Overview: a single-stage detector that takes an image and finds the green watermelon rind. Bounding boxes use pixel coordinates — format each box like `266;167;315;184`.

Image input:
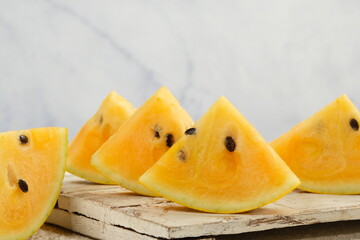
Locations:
66;163;113;185
91;155;159;197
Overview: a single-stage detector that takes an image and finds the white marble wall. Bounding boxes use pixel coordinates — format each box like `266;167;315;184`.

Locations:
1;0;360;141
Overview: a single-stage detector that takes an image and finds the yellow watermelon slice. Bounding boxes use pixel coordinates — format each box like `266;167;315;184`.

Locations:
0;127;67;240
67;91;136;184
271;95;360;194
139;97;300;213
91;87;193;196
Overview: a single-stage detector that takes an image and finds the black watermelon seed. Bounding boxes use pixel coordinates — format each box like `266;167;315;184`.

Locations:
166;134;174;147
225;136;236;152
154;125;161;138
99;115;103;124
185;128;196;135
178;149;187;161
18;179;28;193
350;118;359;131
19;135;28;144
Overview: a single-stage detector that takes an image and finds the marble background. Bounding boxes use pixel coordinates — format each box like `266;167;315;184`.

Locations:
1;0;360;141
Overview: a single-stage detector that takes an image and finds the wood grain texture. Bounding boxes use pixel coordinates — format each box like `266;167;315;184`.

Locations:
28;224;95;240
47;209;156;240
48;175;360;239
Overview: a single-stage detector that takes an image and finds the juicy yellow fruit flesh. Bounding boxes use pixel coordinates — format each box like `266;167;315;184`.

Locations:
67;91;136;184
140;97;300;213
92;87;193;196
271;95;360;194
0;127;68;240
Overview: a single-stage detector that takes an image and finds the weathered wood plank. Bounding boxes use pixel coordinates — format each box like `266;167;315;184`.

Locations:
49;175;360;239
28;224;95;240
40;218;360;240
47;208;156;240
105;194;360;239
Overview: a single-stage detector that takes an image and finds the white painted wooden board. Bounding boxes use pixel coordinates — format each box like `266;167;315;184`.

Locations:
28;224;95;240
48;175;360;239
47;208;156;240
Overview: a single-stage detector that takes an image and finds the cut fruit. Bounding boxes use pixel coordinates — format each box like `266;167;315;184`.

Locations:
67;91;136;184
91;87;193;196
140;97;300;213
0;127;68;240
271;95;360;194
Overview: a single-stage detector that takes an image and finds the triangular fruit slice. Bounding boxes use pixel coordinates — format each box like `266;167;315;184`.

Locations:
271;95;360;194
0;127;67;240
91;87;193;196
67;91;136;184
140;97;300;213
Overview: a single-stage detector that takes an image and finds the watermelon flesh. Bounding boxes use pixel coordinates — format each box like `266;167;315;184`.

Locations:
271;95;360;194
91;87;193;196
67;91;136;184
140;97;300;213
0;128;67;240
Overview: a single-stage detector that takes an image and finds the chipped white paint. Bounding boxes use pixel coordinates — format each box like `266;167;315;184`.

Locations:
47;209;155;240
28;224;93;240
48;175;360;239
